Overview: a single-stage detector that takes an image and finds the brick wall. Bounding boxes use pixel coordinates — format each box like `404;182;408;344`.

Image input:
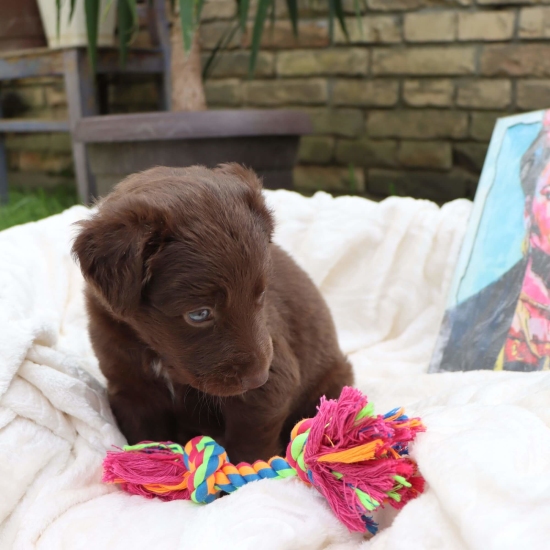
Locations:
1;71;160;188
200;0;550;201
3;0;550;200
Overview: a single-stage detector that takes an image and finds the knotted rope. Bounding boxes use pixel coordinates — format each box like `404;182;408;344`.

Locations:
103;387;426;534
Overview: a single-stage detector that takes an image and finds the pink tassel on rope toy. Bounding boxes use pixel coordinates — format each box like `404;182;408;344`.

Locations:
103;387;426;535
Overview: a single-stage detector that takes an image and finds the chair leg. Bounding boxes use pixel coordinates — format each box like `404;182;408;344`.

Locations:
63;48;98;205
153;0;172;111
0;135;7;205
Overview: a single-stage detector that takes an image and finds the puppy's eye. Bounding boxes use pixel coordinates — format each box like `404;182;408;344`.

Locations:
186;308;213;324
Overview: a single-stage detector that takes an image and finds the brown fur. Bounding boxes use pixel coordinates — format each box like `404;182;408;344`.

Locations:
72;164;353;463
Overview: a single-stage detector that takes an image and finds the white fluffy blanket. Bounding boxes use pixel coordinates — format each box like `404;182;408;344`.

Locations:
1;191;550;550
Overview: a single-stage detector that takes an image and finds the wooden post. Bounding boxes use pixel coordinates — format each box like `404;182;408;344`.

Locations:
63;48;98;204
0;101;8;204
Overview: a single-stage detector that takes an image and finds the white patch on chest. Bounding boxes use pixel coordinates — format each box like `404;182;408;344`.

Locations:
151;359;175;401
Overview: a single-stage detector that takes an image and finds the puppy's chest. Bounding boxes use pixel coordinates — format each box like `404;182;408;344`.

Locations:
172;385;226;441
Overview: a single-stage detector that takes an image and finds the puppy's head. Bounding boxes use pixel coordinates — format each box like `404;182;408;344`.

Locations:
72;164;274;396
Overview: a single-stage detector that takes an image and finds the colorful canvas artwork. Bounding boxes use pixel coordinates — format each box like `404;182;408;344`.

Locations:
430;109;550;373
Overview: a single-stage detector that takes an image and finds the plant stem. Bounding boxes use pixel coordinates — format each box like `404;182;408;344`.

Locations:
170;15;207;112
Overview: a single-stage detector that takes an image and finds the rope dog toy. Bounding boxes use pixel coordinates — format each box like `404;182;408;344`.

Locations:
102;387;426;534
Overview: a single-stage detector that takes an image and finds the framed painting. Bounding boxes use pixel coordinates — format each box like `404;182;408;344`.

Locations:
430;109;550;373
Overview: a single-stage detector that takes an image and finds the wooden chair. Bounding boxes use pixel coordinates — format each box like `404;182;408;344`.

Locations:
0;0;171;204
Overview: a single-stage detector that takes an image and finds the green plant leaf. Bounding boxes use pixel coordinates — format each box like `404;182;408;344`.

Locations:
286;0;298;37
329;0;348;42
202;21;240;80
118;0;137;67
236;0;250;31
69;0;77;22
328;0;335;41
196;0;206;21
84;0;100;72
353;0;364;37
178;0;196;53
249;0;272;77
348;163;357;194
269;0;276;31
56;0;61;37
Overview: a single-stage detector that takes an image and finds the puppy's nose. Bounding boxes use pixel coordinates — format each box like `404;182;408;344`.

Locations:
241;369;269;391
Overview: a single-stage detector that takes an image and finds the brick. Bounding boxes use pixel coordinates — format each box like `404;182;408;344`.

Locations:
18;151;73;174
44;84;66;107
519;7;550;39
242;20;329;49
109;81;159;106
303;108;365;137
335;139;398;167
373;47;476;75
342;0;366;13
4;133;71;153
480;44;550;77
362;0;474;10
369;0;470;7
249;0;315;18
454;142;489;172
203;52;274;78
14;86;45;108
7;151;18;171
132;29;153;48
294;166;365;194
367;0;423;10
274;0;328;17
367;168;476;201
423;0;473;4
244;79;328;106
404;12;456;43
204;79;242;106
477;0;532;5
340;0;358;11
456;80;511;109
201;0;236;21
367;110;468;139
52;106;68;120
334;15;401;44
19;106;68;121
44;154;73;175
517;80;550;110
27;77;58;86
332;79;399;106
298;136;334;164
49;133;72;153
5;135;50;152
403;79;454;107
199;22;242;50
7;172;74;189
398;141;453;169
470;111;502;141
458;11;515;41
276;49;368;76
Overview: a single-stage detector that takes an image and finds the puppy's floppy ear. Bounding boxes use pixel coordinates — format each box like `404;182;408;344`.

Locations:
216;163;275;240
71;208;165;316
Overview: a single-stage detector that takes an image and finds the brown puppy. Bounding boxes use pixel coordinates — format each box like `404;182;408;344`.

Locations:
72;164;353;463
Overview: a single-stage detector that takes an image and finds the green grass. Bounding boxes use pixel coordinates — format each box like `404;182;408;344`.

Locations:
0;186;80;232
